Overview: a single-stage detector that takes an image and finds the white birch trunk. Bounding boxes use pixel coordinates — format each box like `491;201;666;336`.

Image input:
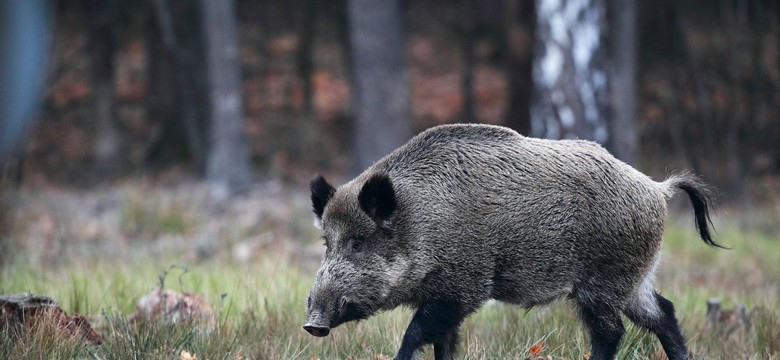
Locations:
531;0;610;143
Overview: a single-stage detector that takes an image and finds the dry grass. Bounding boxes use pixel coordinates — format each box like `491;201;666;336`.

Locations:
0;182;778;359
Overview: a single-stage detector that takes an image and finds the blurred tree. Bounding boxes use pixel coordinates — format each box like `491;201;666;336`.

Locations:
147;0;208;171
608;0;637;166
200;0;254;191
531;0;610;143
0;0;51;265
0;0;50;164
724;0;748;197
86;0;121;175
295;0;317;120
504;0;536;135
347;0;411;175
459;0;476;123
459;0;505;124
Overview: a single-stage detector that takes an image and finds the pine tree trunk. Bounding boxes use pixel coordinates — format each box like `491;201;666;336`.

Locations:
504;0;535;135
459;0;476;123
0;0;50;164
608;0;638;165
87;0;121;175
200;0;253;191
296;0;316;119
147;0;209;172
145;5;181;165
347;0;411;175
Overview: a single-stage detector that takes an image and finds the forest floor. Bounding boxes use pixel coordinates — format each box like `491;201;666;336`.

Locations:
1;179;779;359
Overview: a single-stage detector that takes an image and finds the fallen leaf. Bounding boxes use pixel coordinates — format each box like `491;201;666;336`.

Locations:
530;340;543;356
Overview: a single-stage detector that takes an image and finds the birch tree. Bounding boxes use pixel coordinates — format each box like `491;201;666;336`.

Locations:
531;0;610;143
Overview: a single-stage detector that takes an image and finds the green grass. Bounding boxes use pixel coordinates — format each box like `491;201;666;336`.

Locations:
1;220;778;359
119;192;195;238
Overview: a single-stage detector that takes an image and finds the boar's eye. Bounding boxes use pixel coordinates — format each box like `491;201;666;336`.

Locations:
321;236;330;248
350;236;366;252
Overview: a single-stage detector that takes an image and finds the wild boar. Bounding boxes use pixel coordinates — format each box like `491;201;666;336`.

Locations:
303;124;721;360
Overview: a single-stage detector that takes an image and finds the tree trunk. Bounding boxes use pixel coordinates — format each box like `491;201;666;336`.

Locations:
725;0;747;199
0;0;50;164
347;0;411;175
87;0;121;175
200;0;253;191
608;0;638;165
459;0;476;123
296;0;316;119
681;15;717;183
147;0;209;172
145;5;182;166
531;0;610;142
504;0;535;135
0;187;8;266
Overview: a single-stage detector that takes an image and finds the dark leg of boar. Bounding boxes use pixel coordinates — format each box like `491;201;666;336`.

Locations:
577;301;626;360
395;301;468;360
433;330;458;360
624;292;689;360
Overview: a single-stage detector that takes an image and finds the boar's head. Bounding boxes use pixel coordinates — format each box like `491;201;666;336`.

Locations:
303;172;408;337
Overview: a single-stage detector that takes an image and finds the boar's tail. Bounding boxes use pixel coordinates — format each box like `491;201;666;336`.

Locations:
663;172;727;249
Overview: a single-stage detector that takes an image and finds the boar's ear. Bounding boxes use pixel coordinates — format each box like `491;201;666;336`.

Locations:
311;175;335;222
358;173;396;223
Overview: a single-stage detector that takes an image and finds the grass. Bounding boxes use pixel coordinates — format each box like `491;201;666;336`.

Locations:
119;191;195;238
1;186;778;359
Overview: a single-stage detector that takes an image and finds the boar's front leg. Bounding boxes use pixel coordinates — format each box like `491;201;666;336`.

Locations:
395;300;467;360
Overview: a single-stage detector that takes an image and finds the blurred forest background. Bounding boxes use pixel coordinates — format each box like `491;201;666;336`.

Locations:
1;0;779;200
1;1;780;358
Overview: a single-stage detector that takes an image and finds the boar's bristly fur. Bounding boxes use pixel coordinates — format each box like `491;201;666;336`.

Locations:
304;124;721;360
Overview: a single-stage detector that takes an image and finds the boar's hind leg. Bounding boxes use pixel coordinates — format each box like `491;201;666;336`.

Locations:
623;291;689;360
395;301;468;360
433;329;458;360
576;299;625;360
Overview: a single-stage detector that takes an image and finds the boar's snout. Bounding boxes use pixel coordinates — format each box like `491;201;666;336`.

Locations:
303;309;331;337
304;295;360;337
303;324;330;337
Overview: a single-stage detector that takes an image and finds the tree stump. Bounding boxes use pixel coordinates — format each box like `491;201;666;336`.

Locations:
706;298;750;338
0;293;103;346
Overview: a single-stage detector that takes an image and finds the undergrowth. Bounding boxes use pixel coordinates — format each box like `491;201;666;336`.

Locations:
0;220;778;359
